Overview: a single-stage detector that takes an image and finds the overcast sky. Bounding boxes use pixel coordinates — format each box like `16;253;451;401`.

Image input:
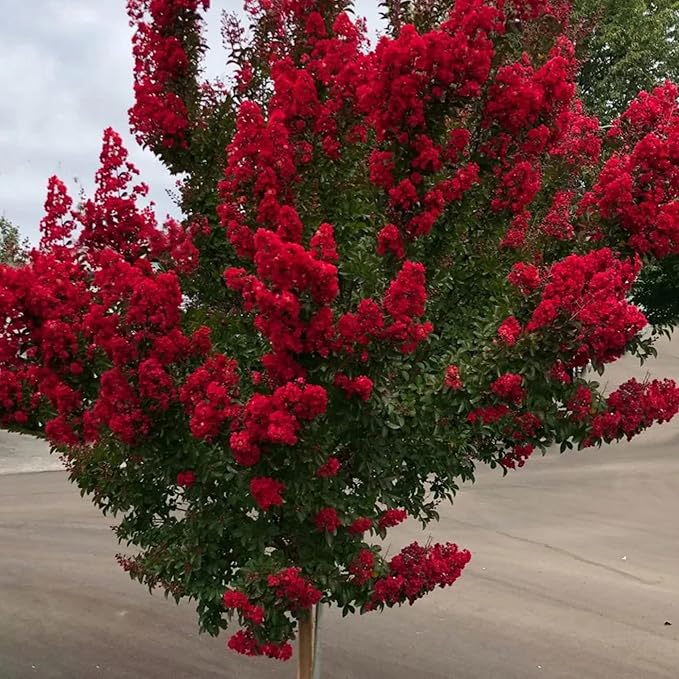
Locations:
0;0;381;244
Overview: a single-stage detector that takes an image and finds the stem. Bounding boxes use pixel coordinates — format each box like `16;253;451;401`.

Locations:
297;612;314;679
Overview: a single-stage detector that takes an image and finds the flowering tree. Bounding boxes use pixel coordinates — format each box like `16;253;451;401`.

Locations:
2;0;679;673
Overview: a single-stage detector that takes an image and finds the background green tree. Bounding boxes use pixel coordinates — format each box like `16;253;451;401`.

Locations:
574;0;679;122
0;216;29;266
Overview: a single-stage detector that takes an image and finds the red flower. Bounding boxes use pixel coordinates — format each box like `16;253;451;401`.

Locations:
223;590;250;609
267;567;322;609
335;373;374;401
227;629;259;657
444;365;463;390
491;373;526;404
228;630;291;660
525;249;647;366
316;457;341;478
566;386;593;421
243;605;265;625
376;224;405;259
229;431;261;467
223;590;265;626
176;470;197;487
590;378;679;442
250;477;285;511
347;517;373;535
497;316;522;346
369;150;396;189
384;262;427;320
179;354;241;441
467;404;511;425
349;549;375;584
369;542;471;607
258;640;293;660
549;361;572;384
500;444;534;469
507;262;541;294
314;507;341;533
378;509;407;530
310;223;339;262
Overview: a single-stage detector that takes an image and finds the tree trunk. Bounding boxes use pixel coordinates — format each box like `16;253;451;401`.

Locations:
297;612;314;679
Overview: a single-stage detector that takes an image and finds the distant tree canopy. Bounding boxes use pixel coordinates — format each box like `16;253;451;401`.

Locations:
631;257;679;327
0;216;29;267
574;0;679;122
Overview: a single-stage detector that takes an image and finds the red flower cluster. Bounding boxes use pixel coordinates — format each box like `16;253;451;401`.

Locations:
500;444;534;470
497;316;522;346
491;373;526;404
582;83;679;259
314;507;342;533
179;354;240;440
229;380;328;466
224;225;339;380
526;249;647;366
484;40;575;137
501;211;531;249
541;190;575;240
348;549;375;585
444;365;463;391
382;262;434;353
176;470;197;487
228;630;292;660
566;385;593;421
250;477;285;511
550;361;572;384
378;509;408;530
377;224;406;259
315;457;341;478
492;161;542;214
127;0;209;149
347;517;373;535
267;568;323;610
335;299;383;355
334;374;374;401
508;262;542;294
223;590;265;626
590;378;679;442
370;542;471;607
467;404;511;425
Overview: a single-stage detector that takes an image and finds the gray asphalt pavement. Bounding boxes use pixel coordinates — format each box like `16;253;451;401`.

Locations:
1;339;678;678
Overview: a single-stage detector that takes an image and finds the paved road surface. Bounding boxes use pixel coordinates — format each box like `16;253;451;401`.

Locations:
1;339;678;678
0;431;59;476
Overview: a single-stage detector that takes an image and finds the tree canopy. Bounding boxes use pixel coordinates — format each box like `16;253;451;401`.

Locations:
574;0;679;121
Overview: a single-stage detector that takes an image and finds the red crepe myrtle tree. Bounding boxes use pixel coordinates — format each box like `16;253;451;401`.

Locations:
2;0;679;669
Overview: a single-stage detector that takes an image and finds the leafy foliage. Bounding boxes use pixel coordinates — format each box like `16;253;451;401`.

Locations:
574;0;679;121
632;255;679;327
0;216;29;266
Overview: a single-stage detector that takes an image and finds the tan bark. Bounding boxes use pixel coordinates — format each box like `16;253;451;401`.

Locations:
297;613;314;679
